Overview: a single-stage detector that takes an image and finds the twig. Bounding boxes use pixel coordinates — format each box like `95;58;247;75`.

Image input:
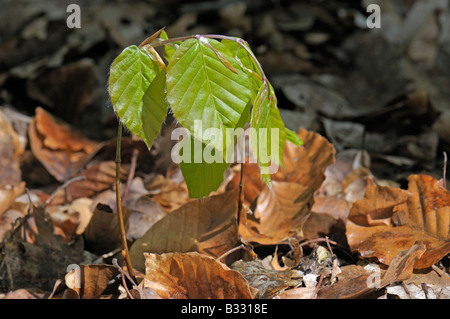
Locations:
121;148;139;203
401;282;413;299
299;237;337;248
115;122;135;281
112;258;135;299
421;283;429;299
44;176;86;207
443;152;447;189
311;272;326;299
325;236;334;255
216;244;245;262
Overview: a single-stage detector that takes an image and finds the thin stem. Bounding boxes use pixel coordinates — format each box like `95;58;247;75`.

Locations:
237;162;244;227
115;122;135;280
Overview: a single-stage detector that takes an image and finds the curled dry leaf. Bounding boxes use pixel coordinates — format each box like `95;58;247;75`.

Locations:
83;202;130;255
129;191;239;271
64;264;119;299
28;107;101;182
143;252;254;299
231;128;335;244
317;242;426;299
346;175;450;269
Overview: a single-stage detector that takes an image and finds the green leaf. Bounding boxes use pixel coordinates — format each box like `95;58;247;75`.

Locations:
221;38;262;97
166;37;252;153
286;128;303;147
109;45;167;149
250;85;287;186
160;30;181;64
178;136;230;198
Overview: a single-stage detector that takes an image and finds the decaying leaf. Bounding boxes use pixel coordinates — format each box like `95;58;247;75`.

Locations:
143;252;254;299
346;175;450;269
231;259;302;299
83;203;130;255
28;107;101;182
0;110;23;186
63;264;119;299
317;242;426;299
129;191;239;271
231;128;335;244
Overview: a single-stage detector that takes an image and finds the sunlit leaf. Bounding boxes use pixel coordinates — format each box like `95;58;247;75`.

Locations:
108;45;167;149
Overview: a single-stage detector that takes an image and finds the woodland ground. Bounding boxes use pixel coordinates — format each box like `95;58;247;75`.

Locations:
0;0;449;300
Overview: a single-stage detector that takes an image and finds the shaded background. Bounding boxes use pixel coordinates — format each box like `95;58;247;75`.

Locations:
1;0;449;186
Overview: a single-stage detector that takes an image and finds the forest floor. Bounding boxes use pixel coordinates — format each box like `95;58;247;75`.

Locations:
0;0;449;300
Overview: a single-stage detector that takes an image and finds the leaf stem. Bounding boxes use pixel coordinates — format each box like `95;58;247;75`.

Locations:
237;162;244;227
115;122;135;280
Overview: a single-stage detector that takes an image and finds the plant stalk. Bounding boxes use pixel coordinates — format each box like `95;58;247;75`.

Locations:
115;122;135;280
237;162;244;227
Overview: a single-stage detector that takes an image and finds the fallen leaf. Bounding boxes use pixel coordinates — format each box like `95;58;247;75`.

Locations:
129;191;239;271
231;259;302;299
231;128;335;244
0;110;22;186
28;107;101;182
63;161;128;202
0;182;25;215
316;242;426;299
273;287;315;299
145;174;190;213
346;175;450;269
83;202;130;255
143;252;254;299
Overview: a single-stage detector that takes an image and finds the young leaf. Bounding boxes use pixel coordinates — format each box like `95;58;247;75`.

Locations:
250;85;287;186
108;45;167;149
179;136;230;198
166;38;252;153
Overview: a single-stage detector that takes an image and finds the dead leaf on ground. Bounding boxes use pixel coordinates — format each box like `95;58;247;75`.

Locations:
231;128;335;245
231;259;302;299
63;264;119;299
28;107;101;182
346;175;450;269
144;174;190;213
316;242;426;299
83;202;130;255
0;110;23;186
0;182;25;216
143;252;255;299
129;191;239;271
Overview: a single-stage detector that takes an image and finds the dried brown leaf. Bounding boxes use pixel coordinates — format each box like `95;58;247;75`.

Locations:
28;107;101;182
0;111;22;186
143;252;254;299
346;175;450;269
129;191;239;271
230;128;335;244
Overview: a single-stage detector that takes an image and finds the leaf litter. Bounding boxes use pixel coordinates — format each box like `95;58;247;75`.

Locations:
0;0;449;299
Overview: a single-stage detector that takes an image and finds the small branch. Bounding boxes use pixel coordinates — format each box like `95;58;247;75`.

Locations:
443;152;447;189
112;258;135;299
299;237;337;248
311;272;326;299
44;176;86;207
121;148;139;203
216;244;245;262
